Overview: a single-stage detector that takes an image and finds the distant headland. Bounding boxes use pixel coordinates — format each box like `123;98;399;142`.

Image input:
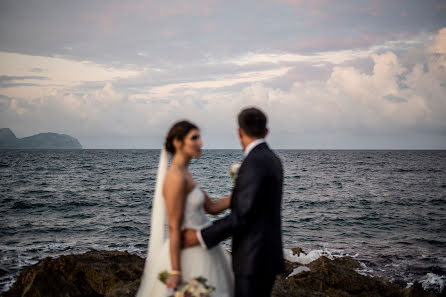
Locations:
0;128;82;149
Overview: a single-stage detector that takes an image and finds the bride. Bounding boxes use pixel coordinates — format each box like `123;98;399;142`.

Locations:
136;120;234;297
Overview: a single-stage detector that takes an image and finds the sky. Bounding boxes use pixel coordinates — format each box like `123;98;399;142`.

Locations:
1;0;446;149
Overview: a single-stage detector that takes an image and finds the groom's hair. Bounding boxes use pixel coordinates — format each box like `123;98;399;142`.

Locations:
238;107;267;138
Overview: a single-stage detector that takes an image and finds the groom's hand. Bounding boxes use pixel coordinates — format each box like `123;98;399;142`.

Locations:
182;229;199;248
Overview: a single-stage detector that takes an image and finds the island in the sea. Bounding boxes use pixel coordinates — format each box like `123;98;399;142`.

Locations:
0;128;82;149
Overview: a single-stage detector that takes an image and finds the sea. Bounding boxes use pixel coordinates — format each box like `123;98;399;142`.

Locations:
0;149;445;294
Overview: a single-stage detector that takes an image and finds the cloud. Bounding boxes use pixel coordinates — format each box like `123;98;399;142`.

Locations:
0;52;140;98
0;75;49;88
428;27;446;54
225;35;427;67
132;67;291;99
1;0;445;66
243;36;446;142
30;68;45;73
2;36;445;148
383;94;407;103
1;1;445;149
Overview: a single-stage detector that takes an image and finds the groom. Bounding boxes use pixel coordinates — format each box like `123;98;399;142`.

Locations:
183;107;285;297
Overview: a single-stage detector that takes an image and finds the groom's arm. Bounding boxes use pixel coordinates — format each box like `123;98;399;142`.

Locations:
200;157;264;249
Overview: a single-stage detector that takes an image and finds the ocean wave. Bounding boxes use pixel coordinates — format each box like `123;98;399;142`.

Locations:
284;248;445;294
287;266;311;278
65;201;99;207
11;201;46;209
2;150;446;295
356;262;375;277
429;198;446;205
106;225;141;233
0;276;15;295
23;242;72;253
62;213;94;219
421;273;445;293
396;168;423;173
415;238;446;246
283;248;340;264
24;189;53;194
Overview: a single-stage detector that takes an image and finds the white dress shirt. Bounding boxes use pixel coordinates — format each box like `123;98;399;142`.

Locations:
243;138;265;156
197;138;266;249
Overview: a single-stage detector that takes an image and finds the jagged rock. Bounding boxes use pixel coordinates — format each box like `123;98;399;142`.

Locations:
291;247;307;257
3;250;144;297
3;249;440;297
272;256;437;297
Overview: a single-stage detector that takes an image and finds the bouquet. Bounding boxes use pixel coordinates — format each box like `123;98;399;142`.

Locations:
229;163;241;183
158;271;215;297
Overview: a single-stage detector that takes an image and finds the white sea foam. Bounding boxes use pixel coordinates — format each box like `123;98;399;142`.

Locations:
0;277;15;294
287;266;311;279
355;262;374;277
421;273;445;293
125;244;141;255
283;248;337;264
283;248;379;280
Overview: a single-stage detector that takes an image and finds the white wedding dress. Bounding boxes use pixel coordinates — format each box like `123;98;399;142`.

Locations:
145;186;234;297
136;149;234;297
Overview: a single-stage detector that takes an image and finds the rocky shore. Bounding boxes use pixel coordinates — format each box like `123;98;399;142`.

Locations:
2;249;441;297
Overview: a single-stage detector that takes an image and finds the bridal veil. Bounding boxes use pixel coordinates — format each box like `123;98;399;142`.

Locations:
136;149;169;297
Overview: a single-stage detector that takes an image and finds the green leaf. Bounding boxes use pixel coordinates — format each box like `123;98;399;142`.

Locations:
158;270;170;284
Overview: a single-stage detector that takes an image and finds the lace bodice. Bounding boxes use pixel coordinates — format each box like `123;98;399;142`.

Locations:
182;186;211;229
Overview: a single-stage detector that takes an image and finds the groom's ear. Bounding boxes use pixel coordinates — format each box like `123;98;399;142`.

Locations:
264;128;269;138
238;128;245;140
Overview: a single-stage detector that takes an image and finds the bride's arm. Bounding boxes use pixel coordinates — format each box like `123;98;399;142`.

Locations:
203;190;231;215
164;171;186;289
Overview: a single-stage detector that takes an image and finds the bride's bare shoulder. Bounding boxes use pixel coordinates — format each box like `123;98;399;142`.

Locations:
163;166;186;193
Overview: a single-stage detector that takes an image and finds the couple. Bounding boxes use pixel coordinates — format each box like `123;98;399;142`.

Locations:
136;107;285;297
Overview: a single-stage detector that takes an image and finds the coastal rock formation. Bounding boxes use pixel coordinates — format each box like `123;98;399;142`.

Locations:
3;249;440;297
0;128;82;149
271;256;438;297
3;250;144;297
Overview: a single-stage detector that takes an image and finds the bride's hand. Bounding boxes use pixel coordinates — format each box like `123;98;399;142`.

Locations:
182;229;199;248
166;274;182;290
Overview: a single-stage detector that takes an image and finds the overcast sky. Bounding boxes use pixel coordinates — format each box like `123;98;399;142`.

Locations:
1;0;446;149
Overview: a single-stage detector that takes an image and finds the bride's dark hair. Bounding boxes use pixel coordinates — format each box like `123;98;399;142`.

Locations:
165;120;199;155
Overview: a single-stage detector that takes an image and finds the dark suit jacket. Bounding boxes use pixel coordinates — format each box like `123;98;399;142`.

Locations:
201;142;285;276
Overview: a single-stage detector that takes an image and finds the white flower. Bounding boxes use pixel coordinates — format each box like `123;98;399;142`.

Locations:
159;271;214;297
230;163;241;181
